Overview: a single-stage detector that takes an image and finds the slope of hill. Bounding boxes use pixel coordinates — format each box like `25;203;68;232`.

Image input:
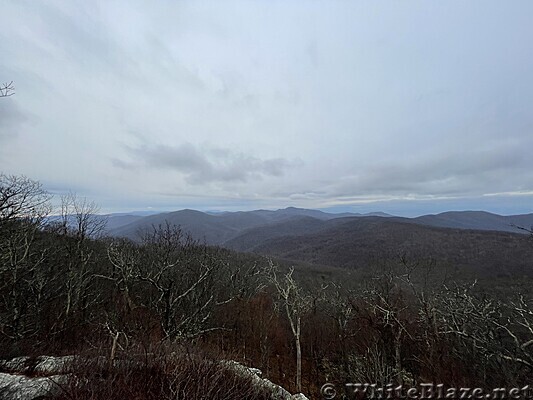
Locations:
414;211;533;233
105;207;533;282
104;214;145;231
224;216;329;252
248;207;361;221
109;209;270;243
108;207;533;246
109;207;361;242
245;217;533;277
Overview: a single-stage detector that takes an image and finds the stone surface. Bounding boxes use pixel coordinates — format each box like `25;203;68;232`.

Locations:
0;355;74;375
0;372;69;400
291;393;310;400
0;355;309;400
33;355;75;375
0;357;31;374
223;360;293;399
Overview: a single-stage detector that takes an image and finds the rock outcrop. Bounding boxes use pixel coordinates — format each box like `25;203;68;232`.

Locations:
0;355;73;399
0;355;309;400
0;355;74;375
0;372;69;400
223;360;309;400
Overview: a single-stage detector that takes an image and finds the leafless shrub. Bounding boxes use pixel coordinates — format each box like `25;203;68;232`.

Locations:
346;344;399;387
57;346;277;400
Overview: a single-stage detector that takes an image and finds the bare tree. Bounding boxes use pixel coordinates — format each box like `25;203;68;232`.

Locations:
0;81;14;98
55;193;107;325
437;282;533;381
363;263;415;385
136;223;215;338
396;256;449;379
108;223;216;339
264;260;311;393
495;295;533;370
59;192;107;240
322;282;360;378
105;238;141;312
104;222;264;342
0;174;51;223
0;174;52;339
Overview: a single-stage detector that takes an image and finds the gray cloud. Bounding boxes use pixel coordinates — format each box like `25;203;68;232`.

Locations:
0;100;29;142
2;1;533;215
284;144;533;206
116;143;297;185
353;147;528;196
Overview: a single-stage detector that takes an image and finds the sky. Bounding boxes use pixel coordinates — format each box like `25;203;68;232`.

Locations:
1;1;533;217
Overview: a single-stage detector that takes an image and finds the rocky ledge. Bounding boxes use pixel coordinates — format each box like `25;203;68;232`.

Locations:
0;355;309;400
223;360;309;400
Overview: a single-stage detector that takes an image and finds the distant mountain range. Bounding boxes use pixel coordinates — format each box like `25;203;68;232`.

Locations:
105;207;393;242
106;207;533;242
413;211;533;233
104;207;533;277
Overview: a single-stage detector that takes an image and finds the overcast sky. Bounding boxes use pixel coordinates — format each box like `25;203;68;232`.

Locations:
2;1;533;216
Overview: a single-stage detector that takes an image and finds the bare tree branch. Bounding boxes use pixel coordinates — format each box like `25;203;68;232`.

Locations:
0;81;14;97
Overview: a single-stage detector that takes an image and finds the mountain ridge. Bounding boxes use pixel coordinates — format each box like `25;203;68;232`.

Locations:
107;207;533;243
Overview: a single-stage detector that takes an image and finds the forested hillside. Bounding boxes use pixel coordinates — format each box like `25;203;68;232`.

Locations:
2;174;533;399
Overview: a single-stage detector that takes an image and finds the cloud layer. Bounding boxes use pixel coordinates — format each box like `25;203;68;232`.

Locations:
115;143;296;185
1;1;533;215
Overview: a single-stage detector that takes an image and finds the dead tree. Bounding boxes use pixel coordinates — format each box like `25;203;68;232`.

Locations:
264;260;311;393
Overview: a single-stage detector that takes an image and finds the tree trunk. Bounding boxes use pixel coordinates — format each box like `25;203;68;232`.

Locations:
394;329;403;384
296;319;302;393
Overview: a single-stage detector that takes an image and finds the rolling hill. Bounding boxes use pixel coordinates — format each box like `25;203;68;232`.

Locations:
108;209;273;244
238;217;533;277
414;211;533;233
107;207;396;242
108;207;533;245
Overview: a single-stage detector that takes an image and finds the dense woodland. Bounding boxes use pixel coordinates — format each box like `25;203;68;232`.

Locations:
1;173;533;399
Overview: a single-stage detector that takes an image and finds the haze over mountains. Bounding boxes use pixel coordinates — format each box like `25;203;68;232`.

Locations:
105;208;386;242
107;207;533;243
101;207;533;277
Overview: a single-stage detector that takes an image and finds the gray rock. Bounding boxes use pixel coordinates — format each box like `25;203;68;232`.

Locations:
0;355;74;376
0;372;69;400
33;356;75;375
0;357;31;374
248;367;263;377
291;394;310;400
260;378;292;399
0;355;308;400
223;360;292;399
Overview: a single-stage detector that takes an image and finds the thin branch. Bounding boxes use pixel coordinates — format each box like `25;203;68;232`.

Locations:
0;81;14;97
